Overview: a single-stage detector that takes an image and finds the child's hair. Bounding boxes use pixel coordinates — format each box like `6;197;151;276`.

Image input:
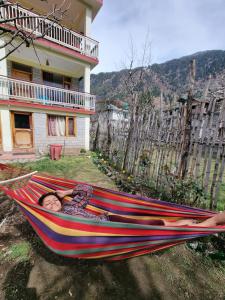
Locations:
38;192;62;206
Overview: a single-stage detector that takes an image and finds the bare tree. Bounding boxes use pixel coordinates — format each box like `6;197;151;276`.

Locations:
0;0;70;60
121;33;154;173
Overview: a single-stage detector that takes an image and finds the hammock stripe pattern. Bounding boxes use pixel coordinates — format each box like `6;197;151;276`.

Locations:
1;166;225;260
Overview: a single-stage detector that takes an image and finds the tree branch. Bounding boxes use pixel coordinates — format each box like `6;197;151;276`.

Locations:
0;1;70;60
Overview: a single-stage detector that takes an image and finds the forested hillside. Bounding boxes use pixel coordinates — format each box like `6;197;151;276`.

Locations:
91;50;225;103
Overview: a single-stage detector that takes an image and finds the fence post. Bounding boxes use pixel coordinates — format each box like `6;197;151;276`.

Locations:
177;59;196;179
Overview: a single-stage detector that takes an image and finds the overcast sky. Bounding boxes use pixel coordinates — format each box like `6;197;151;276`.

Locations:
91;0;225;74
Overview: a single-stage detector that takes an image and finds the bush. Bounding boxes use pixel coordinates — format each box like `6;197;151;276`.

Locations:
80;148;87;154
138;174;207;208
92;151;207;208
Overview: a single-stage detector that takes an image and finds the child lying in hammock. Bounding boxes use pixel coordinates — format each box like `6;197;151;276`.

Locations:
38;184;225;227
38;184;108;221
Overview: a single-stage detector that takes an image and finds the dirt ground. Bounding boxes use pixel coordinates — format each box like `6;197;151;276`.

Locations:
1;157;225;300
2;197;225;300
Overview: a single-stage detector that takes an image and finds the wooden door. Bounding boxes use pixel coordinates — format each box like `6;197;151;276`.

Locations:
11;112;33;149
11;70;32;98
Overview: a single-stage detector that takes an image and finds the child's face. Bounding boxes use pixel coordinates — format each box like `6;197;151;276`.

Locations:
42;195;62;212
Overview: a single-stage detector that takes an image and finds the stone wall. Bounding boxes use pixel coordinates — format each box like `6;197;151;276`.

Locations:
7;60;12;77
71;77;79;91
32;67;42;84
33;112;88;155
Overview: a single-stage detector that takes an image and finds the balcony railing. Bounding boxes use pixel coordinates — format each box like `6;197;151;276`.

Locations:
0;76;95;111
0;4;99;60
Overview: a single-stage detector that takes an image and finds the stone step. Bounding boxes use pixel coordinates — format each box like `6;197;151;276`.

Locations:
0;153;40;163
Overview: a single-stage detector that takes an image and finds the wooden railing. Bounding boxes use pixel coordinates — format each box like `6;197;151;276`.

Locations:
0;76;95;110
0;4;99;59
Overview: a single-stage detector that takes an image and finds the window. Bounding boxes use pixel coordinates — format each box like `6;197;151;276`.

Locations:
66;117;76;136
43;72;62;86
48;115;76;137
43;71;71;89
12;62;32;74
12;62;32;83
48;115;65;136
14;113;31;129
64;77;71;90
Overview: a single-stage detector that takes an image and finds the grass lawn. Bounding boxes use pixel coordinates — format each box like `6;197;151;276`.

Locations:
1;154;225;300
16;154;117;189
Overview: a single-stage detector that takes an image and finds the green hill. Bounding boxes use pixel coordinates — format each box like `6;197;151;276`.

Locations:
91;50;225;102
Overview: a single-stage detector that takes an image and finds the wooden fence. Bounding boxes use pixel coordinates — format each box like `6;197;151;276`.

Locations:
91;89;225;209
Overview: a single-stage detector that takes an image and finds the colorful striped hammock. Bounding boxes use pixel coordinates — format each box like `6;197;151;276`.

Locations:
1;163;225;261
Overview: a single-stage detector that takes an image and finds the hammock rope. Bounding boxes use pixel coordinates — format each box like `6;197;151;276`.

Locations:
0;164;224;261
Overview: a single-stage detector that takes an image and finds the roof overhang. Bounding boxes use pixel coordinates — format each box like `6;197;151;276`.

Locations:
80;0;103;20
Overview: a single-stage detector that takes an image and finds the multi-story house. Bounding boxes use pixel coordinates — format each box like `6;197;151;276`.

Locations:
0;0;102;160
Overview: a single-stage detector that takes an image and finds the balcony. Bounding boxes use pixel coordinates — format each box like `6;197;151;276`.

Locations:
0;4;99;60
0;76;95;111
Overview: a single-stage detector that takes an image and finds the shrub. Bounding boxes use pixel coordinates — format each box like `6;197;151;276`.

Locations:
80;148;87;154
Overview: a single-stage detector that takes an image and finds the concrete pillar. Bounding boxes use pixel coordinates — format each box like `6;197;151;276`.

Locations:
0;39;7;75
0;39;9;98
84;7;92;36
1;109;13;152
84;65;90;93
83;64;91;150
84;116;90;151
84;65;90;109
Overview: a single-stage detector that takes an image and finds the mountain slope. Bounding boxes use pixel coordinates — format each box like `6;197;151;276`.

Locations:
91;50;225;102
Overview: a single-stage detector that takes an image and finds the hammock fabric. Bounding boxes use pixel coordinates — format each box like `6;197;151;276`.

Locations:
1;163;225;261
